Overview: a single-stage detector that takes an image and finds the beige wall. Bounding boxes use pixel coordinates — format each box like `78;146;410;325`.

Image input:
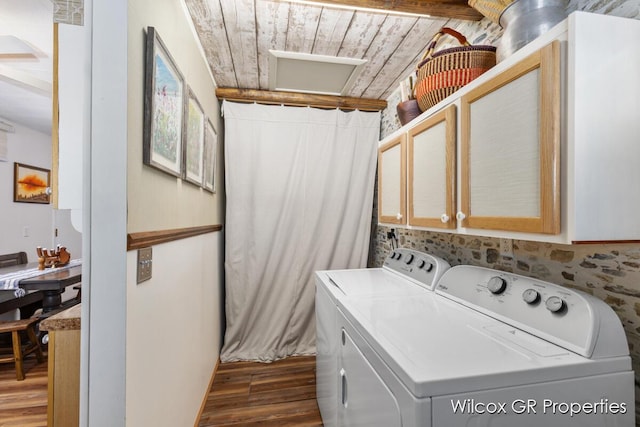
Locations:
127;0;223;232
125;0;224;425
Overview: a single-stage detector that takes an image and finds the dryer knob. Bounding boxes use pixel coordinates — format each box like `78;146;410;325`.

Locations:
487;276;507;294
545;296;566;313
405;254;414;264
395;252;402;260
522;289;540;304
421;261;433;272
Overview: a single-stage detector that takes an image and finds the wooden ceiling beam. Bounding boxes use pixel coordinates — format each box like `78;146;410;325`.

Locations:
300;0;483;21
216;88;387;111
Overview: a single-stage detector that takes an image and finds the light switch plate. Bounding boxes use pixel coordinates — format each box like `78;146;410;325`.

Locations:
137;247;152;284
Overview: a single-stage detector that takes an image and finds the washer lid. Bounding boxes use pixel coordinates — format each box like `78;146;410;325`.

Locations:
339;293;631;398
316;268;430;302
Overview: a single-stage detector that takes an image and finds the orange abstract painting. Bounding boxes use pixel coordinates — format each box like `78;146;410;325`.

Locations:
14;162;50;204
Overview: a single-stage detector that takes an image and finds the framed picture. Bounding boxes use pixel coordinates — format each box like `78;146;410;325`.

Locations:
143;26;185;177
183;87;205;186
202;118;217;193
14;162;51;204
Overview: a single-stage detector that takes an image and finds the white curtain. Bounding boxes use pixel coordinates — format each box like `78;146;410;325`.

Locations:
221;101;380;362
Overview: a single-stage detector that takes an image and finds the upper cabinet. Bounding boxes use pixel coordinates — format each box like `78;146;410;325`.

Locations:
378;12;640;244
459;42;560;234
378;134;406;225
407;105;456;229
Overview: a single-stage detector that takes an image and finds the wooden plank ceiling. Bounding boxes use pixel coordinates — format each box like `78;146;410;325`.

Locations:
185;0;482;101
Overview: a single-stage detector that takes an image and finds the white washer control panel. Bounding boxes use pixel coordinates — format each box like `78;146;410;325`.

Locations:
435;265;629;359
383;248;449;291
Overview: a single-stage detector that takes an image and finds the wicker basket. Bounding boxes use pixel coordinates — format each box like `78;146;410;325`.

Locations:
468;0;515;24
414;28;496;112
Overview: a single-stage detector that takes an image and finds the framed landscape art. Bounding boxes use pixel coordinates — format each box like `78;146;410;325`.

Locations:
14;162;51;204
183;87;205;186
143;26;185;177
202;118;217;193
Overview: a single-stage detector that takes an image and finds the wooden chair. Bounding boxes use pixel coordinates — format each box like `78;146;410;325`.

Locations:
0;251;28;268
0;318;44;380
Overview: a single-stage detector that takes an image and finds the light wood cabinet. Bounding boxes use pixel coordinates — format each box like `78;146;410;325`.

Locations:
40;305;80;427
378;134;406;225
407;105;456;229
459;41;560;234
377;12;640;244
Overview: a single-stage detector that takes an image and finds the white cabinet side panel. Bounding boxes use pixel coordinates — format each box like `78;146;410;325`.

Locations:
381;144;402;217
413;121;447;218
469;70;540;217
571;12;640;240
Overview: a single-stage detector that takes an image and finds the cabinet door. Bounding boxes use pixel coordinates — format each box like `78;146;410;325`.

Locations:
378;134;406;225
408;105;456;228
460;42;560;234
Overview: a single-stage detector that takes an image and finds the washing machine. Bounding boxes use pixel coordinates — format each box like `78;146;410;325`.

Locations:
334;264;635;426
315;248;451;427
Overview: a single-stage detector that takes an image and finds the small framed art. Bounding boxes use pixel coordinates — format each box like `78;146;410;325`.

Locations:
202;118;217;193
14;162;51;204
183;87;205;186
143;26;185;177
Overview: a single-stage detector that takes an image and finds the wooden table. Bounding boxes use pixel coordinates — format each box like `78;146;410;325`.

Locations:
0;263;82;314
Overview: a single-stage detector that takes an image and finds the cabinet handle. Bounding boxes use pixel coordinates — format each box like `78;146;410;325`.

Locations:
396;213;403;220
440;213;450;223
340;368;348;407
456;211;466;221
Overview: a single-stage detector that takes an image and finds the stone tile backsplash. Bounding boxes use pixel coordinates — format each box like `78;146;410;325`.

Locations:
374;3;640;422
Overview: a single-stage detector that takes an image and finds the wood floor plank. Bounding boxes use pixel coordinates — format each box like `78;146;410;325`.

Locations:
198;355;323;427
0;355;48;427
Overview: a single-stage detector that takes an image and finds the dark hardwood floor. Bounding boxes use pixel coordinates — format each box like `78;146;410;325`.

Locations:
0;353;323;427
0;354;48;427
198;355;323;426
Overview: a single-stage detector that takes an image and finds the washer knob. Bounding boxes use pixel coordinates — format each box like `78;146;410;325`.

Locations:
422;261;434;272
405;254;414;264
487;276;507;294
522;289;540;304
395;252;402;260
545;296;566;313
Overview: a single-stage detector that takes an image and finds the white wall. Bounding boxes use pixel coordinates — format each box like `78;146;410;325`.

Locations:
126;232;224;426
0;124;53;258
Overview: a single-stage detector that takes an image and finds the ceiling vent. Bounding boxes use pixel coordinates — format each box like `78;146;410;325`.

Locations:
268;50;366;96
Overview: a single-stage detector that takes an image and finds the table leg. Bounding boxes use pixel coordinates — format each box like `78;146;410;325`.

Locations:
41;290;63;313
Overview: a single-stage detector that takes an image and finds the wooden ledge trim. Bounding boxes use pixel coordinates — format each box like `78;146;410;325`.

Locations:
216;88;387;112
127;225;222;250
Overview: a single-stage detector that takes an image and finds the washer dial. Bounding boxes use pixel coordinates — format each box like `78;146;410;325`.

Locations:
545;296;566;313
405;254;414;264
522;289;540;304
487;276;507;294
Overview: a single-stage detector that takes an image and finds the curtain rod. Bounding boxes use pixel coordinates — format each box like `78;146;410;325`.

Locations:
216;88;387;112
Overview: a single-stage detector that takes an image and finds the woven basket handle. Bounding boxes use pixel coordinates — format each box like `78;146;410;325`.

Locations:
419;27;471;63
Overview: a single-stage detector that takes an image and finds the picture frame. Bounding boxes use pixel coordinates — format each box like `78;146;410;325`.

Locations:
183;86;205;186
143;26;185;178
13;162;51;204
202;118;218;193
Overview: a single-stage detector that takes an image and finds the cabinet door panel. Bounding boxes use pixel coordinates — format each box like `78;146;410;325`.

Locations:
461;41;560;234
378;135;406;224
408;105;456;228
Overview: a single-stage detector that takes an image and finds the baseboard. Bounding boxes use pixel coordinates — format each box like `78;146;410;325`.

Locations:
194;357;220;427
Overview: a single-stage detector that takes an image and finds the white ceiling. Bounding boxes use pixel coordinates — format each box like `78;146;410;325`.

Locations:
0;0;53;135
